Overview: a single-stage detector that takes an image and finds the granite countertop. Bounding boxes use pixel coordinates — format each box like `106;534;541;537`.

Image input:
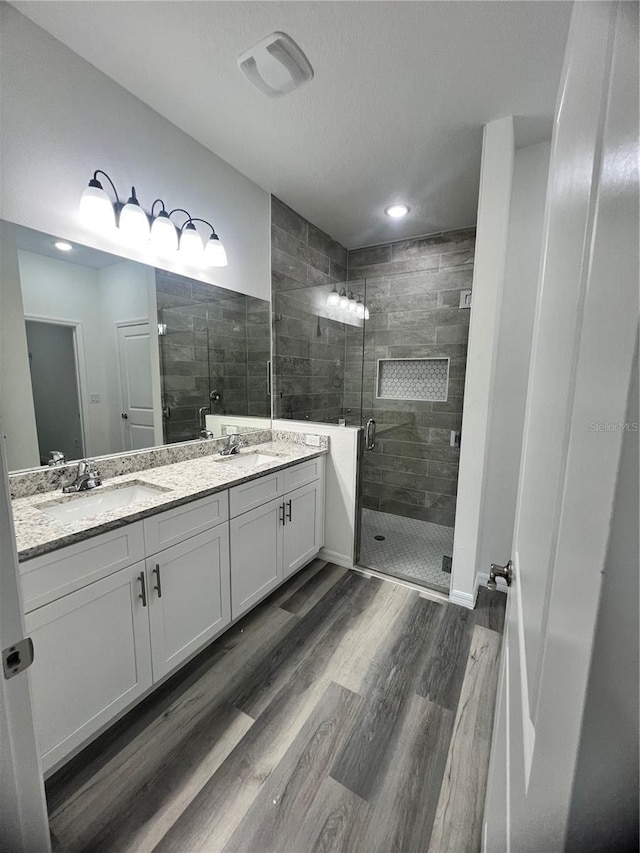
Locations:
12;441;327;562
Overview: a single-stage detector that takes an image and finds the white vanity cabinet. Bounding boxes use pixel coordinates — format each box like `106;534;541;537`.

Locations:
229;457;325;619
22;495;230;773
146;525;230;681
19;452;325;773
24;560;153;772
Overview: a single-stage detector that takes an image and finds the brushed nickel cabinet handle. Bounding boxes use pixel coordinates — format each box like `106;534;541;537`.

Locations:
153;564;162;598
138;571;147;607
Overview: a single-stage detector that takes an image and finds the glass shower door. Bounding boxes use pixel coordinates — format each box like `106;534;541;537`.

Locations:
356;270;467;594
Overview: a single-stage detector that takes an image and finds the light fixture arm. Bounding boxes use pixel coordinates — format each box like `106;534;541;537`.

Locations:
188;217;220;239
168;207;196;233
92;170;121;206
151;198;168;218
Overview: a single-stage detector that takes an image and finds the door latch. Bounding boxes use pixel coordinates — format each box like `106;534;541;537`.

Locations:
487;560;513;589
2;637;34;680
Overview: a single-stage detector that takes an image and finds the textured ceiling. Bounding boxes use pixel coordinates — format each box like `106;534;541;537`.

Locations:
13;1;573;248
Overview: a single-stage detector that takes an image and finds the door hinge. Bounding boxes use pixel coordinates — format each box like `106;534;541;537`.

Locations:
2;637;34;680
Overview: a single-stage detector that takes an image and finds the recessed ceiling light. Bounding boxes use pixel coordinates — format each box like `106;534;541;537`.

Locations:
385;204;410;219
54;241;73;252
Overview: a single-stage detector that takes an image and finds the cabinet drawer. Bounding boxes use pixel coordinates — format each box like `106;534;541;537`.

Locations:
283;457;323;492
143;492;228;555
20;523;145;613
229;472;284;518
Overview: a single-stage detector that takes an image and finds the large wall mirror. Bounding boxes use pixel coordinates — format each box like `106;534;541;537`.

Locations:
0;221;271;472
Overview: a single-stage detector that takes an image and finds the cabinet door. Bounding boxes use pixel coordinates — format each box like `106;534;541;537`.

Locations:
283;482;322;579
230;498;283;619
25;562;152;773
147;525;231;681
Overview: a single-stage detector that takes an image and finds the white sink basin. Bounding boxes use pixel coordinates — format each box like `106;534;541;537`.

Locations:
217;453;276;469
38;482;166;523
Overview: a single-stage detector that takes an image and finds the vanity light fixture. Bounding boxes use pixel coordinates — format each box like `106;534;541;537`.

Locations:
119;187;151;243
79;170;228;267
356;296;366;319
385;203;410;219
338;288;349;310
326;284;341;308
347;291;358;313
150;200;179;254
54;241;73;252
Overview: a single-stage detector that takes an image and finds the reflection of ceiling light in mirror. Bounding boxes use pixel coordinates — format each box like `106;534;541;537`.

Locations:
385;203;410;218
54;241;73;252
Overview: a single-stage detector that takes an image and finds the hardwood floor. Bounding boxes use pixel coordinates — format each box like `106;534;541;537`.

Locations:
46;560;506;853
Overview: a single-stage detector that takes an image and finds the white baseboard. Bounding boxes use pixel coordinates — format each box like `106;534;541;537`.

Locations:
319;547;354;569
449;587;477;609
476;572;509;594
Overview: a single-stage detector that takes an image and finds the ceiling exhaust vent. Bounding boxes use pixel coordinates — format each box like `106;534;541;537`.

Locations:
238;32;313;97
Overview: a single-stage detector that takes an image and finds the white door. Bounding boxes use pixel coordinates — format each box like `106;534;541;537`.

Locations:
117;323;155;451
147;526;231;681
230;498;284;619
25;561;153;773
283;482;322;579
484;3;638;851
0;431;51;852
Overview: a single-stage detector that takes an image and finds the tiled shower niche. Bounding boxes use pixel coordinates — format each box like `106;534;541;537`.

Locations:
376;357;449;402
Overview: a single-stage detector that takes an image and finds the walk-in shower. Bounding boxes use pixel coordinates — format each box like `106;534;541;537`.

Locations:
272;228;475;594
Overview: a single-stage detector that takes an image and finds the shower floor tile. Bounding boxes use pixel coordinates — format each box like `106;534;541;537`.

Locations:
359;508;454;592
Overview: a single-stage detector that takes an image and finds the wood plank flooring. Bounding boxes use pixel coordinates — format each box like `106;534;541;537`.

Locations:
46;562;506;853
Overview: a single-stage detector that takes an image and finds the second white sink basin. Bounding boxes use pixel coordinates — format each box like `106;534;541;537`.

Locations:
38;482;166;524
216;453;276;469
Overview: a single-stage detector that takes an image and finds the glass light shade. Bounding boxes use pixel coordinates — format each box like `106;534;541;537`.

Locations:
356;299;365;319
347;293;358;313
364;306;370;320
338;289;349;310
119;200;150;243
150;212;178;253
326;285;340;308
79;183;116;233
204;234;228;267
179;223;204;262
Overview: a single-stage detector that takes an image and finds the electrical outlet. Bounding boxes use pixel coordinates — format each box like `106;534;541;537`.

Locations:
459;290;472;309
305;434;321;447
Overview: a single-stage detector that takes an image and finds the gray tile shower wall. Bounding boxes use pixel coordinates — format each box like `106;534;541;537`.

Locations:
271;196;353;423
157;271;269;444
349;228;475;527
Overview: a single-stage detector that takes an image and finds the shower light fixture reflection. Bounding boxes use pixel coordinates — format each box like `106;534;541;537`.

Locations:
330;284;368;321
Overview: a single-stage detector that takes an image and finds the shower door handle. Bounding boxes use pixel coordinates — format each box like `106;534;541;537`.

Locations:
365;418;376;450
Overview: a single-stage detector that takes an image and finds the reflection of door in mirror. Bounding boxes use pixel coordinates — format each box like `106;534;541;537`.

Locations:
25;320;85;465
116;323;155;451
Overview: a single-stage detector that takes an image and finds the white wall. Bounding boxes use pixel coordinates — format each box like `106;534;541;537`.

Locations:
451;117;515;607
0;4;270;301
273;420;361;567
475;140;551;587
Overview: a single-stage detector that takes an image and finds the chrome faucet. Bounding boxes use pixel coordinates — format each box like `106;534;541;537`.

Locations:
62;459;102;493
219;433;243;456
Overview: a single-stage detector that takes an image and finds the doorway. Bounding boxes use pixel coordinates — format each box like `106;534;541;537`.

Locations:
25;320;85;465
